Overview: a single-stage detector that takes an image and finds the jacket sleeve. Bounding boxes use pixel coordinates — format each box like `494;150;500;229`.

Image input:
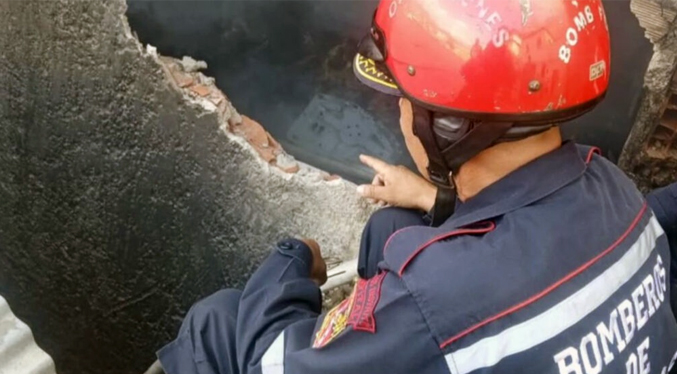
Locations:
646;182;677;314
647;182;677;246
235;239;446;374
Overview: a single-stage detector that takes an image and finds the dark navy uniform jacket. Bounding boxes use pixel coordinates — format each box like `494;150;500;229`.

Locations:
236;143;677;374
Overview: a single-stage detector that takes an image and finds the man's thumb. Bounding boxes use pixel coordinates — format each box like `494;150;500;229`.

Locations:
357;184;385;200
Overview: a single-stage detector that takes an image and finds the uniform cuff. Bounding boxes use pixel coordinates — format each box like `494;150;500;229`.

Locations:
275;238;314;275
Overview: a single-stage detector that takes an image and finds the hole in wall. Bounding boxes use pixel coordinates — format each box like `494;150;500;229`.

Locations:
633;75;677;189
125;0;416;184
645;75;677;159
125;0;658;177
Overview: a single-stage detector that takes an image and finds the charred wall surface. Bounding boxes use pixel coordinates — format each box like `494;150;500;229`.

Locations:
0;1;371;373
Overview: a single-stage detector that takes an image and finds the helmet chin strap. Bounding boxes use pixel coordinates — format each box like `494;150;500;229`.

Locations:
411;106;454;186
411;105;514;188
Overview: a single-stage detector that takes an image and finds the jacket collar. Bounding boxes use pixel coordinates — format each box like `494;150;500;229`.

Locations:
443;142;587;229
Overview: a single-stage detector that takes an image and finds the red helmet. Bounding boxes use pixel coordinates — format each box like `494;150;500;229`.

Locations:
354;0;611;124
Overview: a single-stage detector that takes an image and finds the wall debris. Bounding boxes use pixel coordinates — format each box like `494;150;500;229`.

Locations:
619;0;677;190
159;54;316;176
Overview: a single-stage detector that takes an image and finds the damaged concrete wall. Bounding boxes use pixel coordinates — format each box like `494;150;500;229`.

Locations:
0;1;373;373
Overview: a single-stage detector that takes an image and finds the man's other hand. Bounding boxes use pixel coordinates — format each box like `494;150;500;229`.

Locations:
357;155;437;212
301;238;327;286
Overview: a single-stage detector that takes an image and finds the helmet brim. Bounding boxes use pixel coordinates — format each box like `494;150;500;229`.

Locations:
353;53;401;97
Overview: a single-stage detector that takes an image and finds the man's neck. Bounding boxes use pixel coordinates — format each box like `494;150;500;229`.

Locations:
453;127;562;202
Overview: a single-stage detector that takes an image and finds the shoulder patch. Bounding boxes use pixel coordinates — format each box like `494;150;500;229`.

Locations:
313;291;355;348
313;272;387;348
348;272;386;333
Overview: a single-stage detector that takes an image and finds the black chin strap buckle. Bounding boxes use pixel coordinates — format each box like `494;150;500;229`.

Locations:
412;104;514;189
413;106;455;188
427;168;453;188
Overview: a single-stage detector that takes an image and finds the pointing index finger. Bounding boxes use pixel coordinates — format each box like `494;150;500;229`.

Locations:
359;154;391;174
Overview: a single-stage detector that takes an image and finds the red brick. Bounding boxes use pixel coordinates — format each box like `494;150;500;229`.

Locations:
208;93;224;106
172;72;194;88
234;116;282;163
189;84;211;97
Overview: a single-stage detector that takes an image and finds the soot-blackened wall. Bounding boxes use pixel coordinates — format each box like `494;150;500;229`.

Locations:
0;1;371;373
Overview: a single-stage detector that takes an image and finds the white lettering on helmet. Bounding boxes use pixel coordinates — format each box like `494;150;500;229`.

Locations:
493;29;510;47
559;46;572;64
566;27;579;46
389;0;403;18
574;12;588;32
558;5;596;64
457;0;503;30
486;12;502;25
585;5;595;22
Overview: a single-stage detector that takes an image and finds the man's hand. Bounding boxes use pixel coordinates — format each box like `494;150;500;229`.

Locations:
301;238;327;286
357;155;438;212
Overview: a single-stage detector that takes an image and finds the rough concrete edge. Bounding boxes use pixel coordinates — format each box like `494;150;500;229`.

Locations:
142;45;345;187
119;5;366;287
618;0;677;174
143;36;362;296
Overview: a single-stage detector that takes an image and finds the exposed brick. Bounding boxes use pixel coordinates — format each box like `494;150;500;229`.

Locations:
324;174;341;181
158;56;176;67
162;58;196;89
275;153;299;174
158;56;294;174
208;93;224;106
171;70;194;88
227;115;240;129
233;116;281;163
648;95;677;155
189;84;211;97
266;132;281;151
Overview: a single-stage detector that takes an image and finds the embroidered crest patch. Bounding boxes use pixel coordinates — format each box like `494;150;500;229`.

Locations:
348;272;386;333
313;291;355;348
313;272;387;348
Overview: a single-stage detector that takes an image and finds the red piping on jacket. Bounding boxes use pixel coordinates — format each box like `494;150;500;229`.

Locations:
439;202;648;349
383;226;419;257
398;222;496;276
586;147;601;164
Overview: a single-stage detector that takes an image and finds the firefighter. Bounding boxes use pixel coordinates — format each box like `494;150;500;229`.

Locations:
156;0;677;373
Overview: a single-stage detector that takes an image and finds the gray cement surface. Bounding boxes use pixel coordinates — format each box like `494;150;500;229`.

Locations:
0;1;373;373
